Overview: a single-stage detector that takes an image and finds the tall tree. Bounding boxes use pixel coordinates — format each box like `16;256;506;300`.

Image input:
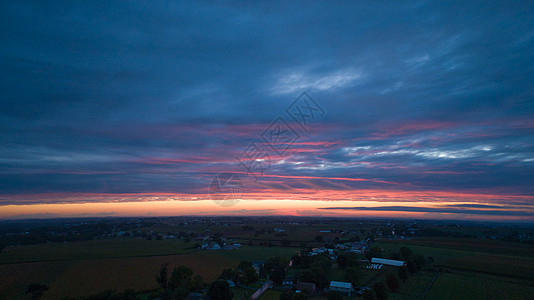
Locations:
156;263;169;289
208;280;233;300
372;281;388;300
397;267;408;282
385;274;400;292
191;274;205;291
344;267;360;286
169;265;193;290
362;289;376;300
400;247;413;260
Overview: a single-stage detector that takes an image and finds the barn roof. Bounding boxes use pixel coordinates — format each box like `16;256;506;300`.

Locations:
371;257;405;266
329;281;353;289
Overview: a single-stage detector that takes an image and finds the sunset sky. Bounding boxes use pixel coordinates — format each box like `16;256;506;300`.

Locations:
1;1;534;221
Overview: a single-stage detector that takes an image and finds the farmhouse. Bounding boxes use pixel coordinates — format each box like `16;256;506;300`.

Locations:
371;257;405;267
329;281;354;296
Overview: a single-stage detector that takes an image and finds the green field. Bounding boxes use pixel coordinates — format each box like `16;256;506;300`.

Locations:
374;240;534;280
374;239;534;300
426;272;534;300
0;238;196;263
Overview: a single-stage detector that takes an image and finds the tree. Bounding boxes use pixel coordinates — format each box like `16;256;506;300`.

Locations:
413;254;426;271
400;247;413;260
173;287;191;300
385;274;400;292
238;261;253;270
344;267;360;286
26;283;49;299
365;247;383;260
311;253;332;272
191;274;205;291
220;268;236;281
397;267;408;282
372;281;388;300
169;265;193;290
344;253;359;268
208;280;233;300
362;289;376;300
265;257;288;272
337;253;348;269
269;266;286;285
406;259;417;275
242;266;259;285
156;263;169;289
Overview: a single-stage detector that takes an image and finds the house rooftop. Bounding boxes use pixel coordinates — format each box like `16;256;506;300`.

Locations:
330;281;353;289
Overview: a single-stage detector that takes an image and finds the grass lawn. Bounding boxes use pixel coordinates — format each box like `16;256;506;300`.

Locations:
258;289;281;300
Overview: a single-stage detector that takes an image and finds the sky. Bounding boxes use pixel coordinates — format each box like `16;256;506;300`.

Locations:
1;1;534;221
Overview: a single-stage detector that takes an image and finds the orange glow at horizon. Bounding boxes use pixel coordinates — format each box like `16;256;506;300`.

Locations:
1;196;533;222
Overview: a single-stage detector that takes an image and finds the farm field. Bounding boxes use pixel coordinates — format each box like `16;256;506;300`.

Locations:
0;252;235;299
0;238;196;264
374;238;534;300
426;271;534;300
0;239;295;299
374;239;534;280
389;270;437;300
383;237;534;258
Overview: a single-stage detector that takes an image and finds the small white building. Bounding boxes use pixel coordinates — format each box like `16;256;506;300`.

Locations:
371;257;405;267
329;281;354;296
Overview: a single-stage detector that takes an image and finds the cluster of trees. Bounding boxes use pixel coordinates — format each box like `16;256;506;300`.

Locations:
337;252;360;286
263;256;290;285
280;289;308;300
219;261;259;286
390;247;427;276
154;263;205;300
361;281;389;300
207;280;233;300
289;253;331;289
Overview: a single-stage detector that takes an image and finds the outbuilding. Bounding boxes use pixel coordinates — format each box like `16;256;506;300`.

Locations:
329;281;354;296
371;257;405;267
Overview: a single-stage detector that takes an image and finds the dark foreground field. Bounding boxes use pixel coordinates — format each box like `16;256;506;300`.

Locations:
0;239;296;299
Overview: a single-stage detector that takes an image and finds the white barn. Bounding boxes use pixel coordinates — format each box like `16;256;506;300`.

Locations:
329;281;354;295
371;258;405;267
